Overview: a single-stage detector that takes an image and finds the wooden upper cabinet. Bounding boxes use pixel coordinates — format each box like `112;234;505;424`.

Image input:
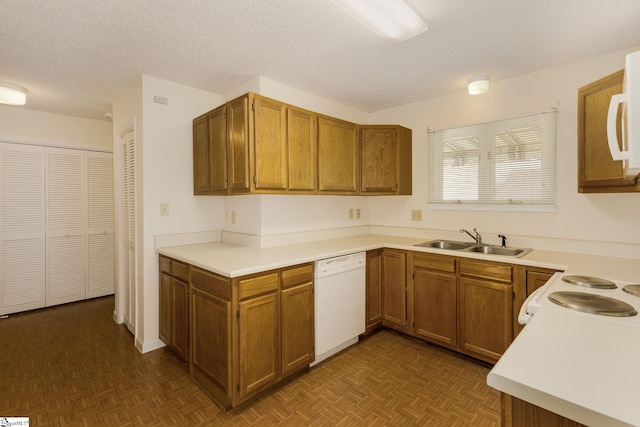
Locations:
228;95;251;193
317;116;359;193
253;95;287;191
360;125;412;195
193;92;413;196
194;105;230;195
287;106;317;191
578;69;640;192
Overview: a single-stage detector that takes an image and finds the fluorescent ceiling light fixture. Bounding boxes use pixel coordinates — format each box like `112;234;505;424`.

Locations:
330;0;428;42
0;82;27;105
468;77;489;95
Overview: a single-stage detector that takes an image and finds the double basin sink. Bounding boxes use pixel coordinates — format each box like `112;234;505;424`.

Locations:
415;240;532;258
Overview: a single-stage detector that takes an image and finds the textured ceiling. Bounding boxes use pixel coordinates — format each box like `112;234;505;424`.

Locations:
2;0;640;122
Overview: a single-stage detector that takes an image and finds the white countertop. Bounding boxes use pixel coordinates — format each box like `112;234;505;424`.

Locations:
158;233;640;425
488;306;640;427
157;233;640;280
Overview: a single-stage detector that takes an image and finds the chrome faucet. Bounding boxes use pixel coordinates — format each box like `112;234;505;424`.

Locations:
460;228;481;244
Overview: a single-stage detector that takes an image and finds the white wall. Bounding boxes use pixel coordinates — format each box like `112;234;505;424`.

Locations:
0;105;112;150
368;47;640;252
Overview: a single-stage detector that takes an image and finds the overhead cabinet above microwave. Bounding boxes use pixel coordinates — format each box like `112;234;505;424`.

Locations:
192;92;412;196
578;70;640;193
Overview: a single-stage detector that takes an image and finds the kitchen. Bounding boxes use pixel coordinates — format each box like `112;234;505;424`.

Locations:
2;1;640;425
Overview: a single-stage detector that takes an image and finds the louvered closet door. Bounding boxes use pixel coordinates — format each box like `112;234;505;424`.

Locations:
0;143;45;315
46;148;86;306
121;131;136;332
86;152;115;298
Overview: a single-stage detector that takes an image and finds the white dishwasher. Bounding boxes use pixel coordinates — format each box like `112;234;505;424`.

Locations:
311;252;366;366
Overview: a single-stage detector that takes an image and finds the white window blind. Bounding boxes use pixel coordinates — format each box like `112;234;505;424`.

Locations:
428;110;556;210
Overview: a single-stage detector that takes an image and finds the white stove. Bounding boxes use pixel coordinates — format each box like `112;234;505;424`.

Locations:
519;272;640;327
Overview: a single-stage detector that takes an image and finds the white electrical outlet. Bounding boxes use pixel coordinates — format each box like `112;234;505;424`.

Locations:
411;209;422;221
160;203;169;216
349;208;354;219
356;208;361;219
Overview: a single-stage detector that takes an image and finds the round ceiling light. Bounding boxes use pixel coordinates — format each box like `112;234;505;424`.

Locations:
468;77;489;95
0;82;27;105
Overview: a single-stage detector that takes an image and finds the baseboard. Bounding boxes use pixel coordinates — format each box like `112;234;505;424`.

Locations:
136;337;166;354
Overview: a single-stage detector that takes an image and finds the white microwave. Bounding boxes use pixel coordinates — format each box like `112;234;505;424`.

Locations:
607;50;640;178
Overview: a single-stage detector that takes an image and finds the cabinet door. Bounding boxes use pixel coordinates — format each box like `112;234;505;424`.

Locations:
253;96;287;190
459;276;513;363
365;250;383;332
526;270;554;296
172;278;189;362
281;282;314;375
238;292;279;399
382;250;407;330
191;286;231;397
317;116;358;192
361;126;397;193
228;95;250;192
578;69;639;192
287;106;316;191
414;269;457;347
193;113;210;194
208;105;228;192
159;272;172;345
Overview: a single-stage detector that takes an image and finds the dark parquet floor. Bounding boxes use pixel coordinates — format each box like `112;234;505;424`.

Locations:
0;296;500;426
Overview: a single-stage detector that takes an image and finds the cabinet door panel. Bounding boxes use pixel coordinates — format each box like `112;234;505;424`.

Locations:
317;117;358;192
228;96;250;192
365;250;383;331
193;114;210;194
208;106;228;192
361;127;396;192
191;287;230;393
254;96;287;190
414;269;457;347
287;107;316;190
159;272;172;345
459;276;512;362
238;292;279;398
382;250;407;329
281;282;314;374
173;278;189;361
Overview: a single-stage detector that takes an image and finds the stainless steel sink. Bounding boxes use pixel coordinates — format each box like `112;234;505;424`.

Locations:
415;240;532;257
415;240;475;250
463;245;532;257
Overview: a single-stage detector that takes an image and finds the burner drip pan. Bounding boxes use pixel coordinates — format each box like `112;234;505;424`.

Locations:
561;275;617;289
623;284;640;297
549;291;637;317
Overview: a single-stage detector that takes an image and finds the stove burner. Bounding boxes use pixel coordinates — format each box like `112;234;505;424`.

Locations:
561;275;617;289
623;284;640;297
549;291;637;317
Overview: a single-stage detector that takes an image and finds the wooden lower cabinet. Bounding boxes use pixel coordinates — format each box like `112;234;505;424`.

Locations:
159;256;190;362
502;394;586;427
381;249;409;332
413;269;457;348
365;249;383;333
169;261;313;410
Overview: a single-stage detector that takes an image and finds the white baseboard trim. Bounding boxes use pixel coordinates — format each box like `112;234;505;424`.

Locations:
136;338;166;354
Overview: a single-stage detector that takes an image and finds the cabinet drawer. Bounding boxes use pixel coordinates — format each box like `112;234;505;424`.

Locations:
238;273;279;300
459;259;513;284
159;255;171;274
413;252;456;273
171;260;189;281
191;267;231;299
281;264;313;289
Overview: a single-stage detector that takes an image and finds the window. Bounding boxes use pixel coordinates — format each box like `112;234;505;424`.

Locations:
427;110;556;211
